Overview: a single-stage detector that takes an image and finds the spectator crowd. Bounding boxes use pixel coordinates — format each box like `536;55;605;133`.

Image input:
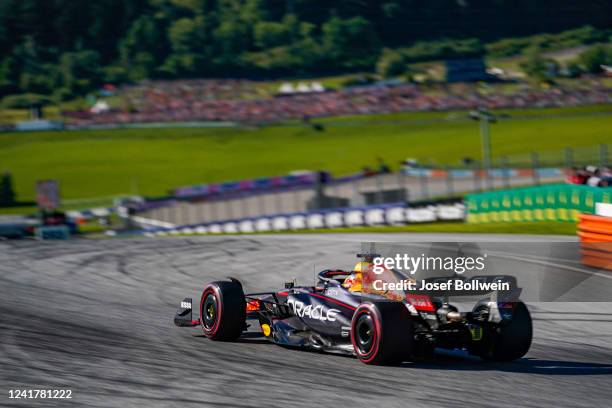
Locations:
64;79;612;126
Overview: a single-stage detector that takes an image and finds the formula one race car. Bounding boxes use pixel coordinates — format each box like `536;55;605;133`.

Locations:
174;254;532;365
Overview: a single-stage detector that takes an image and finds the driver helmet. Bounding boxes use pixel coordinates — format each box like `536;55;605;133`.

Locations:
342;261;369;292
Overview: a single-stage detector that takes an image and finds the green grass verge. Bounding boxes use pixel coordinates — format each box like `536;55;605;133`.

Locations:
0;104;610;202
0;206;38;215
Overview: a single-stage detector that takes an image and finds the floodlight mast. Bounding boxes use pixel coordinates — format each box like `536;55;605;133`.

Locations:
469;108;497;189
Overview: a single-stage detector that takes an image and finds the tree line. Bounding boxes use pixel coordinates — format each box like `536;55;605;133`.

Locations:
0;0;611;100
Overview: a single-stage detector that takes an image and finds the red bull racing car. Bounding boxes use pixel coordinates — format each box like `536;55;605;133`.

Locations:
174;254;532;365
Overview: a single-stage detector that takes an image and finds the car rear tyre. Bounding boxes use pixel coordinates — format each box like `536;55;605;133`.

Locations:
350;301;414;365
200;281;246;341
477;301;532;361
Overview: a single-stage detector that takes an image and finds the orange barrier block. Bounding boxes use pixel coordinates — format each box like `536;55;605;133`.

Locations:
582;255;612;270
578;213;612;270
577;231;612;243
581;243;612;254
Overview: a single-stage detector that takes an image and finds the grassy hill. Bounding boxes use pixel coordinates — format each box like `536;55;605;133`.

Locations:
0;104;610;202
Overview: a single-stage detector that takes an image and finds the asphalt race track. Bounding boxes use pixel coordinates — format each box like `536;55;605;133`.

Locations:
1;234;612;407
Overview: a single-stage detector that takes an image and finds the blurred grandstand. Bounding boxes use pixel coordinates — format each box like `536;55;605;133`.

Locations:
62;78;612;126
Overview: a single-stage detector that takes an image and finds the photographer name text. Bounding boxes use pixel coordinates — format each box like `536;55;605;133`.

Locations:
372;278;509;292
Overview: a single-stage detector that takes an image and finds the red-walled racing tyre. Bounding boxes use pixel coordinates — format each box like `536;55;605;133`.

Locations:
200;281;246;341
350;301;414;365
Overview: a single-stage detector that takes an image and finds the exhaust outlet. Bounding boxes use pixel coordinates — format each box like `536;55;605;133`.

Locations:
446;311;462;322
